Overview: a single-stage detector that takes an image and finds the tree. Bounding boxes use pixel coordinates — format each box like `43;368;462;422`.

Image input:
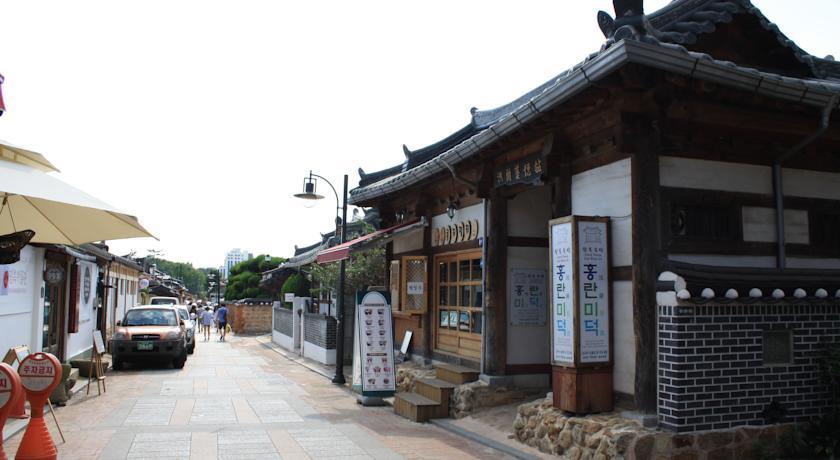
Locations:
308;247;385;298
145;256;209;295
223;254;286;300
280;273;311;306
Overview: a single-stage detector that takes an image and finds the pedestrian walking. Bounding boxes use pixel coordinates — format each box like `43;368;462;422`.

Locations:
216;303;229;341
200;306;214;341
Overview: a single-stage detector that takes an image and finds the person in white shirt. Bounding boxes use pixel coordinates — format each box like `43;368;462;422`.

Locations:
200;306;215;341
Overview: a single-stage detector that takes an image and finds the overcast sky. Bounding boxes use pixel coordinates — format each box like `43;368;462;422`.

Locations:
1;0;837;268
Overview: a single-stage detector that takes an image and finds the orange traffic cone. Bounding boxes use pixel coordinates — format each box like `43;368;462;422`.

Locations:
8;394;27;419
14;416;56;460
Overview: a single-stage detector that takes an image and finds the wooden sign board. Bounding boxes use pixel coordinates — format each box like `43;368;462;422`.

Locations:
3;346;31;366
93;330;106;355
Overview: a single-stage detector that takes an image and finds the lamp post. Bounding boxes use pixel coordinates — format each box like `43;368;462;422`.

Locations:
294;171;348;385
208;273;221;307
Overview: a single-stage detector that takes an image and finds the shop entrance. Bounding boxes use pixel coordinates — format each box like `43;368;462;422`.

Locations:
43;260;66;360
434;250;483;360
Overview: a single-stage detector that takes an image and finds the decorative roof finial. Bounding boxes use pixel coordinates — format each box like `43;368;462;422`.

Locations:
402;144;412;158
597;0;662;44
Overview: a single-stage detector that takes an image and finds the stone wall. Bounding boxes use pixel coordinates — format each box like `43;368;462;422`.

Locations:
229;302;273;334
514;397;793;459
451;380;542;419
658;303;839;432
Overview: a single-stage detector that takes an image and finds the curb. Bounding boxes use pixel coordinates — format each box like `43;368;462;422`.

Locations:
430;418;537;460
2;370;100;443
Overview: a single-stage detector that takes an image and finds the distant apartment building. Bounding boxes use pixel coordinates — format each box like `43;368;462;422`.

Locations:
221;248;252;279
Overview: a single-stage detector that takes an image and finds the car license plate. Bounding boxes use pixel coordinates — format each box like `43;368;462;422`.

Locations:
137;341;153;351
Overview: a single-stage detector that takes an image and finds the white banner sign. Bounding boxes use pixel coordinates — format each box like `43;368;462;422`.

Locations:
406;282;424;296
0;246;37;317
550;222;574;364
578;221;609;363
78;260;99;322
509;268;547;326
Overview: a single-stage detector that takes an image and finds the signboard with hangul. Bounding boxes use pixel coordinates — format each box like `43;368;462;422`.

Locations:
494;153;544;188
577;220;610;363
509;269;547;326
548;216;611;367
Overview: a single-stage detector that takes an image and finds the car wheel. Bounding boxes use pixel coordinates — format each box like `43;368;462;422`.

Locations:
173;357;186;369
188;344;195;355
112;359;123;371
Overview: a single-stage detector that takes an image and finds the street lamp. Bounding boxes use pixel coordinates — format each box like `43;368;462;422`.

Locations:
294;170;348;385
208;273;221;307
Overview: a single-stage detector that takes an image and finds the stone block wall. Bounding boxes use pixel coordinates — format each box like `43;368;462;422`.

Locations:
273;305;293;336
229;303;273;334
304;312;336;350
658;303;839;432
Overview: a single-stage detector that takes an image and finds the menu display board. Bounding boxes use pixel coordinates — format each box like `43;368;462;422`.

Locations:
352;291;395;396
548;216;611;367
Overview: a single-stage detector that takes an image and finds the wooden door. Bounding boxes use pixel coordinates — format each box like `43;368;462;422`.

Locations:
43;276;65;359
434;251;483;360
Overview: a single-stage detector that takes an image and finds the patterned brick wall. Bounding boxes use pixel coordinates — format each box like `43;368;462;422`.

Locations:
304;312;337;350
229;303;273;334
658;303;840;432
273;305;293;336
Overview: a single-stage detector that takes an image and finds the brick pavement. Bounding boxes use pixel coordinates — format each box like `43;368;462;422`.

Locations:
2;335;513;459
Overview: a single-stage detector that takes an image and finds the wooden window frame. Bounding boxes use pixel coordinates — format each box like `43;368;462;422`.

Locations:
400;256;428;314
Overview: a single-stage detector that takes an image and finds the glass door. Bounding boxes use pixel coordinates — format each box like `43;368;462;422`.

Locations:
434;251;483;360
43;279;64;359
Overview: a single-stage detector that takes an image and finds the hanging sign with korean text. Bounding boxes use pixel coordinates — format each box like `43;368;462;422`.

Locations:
509;268;547;326
548;216;611;367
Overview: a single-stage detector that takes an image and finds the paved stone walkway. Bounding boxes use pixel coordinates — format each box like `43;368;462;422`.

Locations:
3;335;511;459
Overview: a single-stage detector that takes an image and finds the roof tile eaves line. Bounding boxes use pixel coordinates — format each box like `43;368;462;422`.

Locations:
348;42;632;205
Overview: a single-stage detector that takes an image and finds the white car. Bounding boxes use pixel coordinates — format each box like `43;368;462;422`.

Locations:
149;296;179;306
173;305;196;354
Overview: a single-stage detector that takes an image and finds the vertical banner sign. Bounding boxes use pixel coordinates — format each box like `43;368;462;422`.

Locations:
78;260;98;323
577;220;610;363
352;291;396;397
509;269;547;326
550;222;575;364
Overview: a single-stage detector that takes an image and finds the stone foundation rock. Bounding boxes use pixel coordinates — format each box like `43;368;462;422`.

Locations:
513;397;793;459
394;363;435;393
451;380;539;419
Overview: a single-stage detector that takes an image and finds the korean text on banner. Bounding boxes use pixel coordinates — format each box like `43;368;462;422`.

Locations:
551;222;574;364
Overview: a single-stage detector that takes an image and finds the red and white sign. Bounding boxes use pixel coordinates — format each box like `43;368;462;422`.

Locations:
18;354;60;393
0;367;13;408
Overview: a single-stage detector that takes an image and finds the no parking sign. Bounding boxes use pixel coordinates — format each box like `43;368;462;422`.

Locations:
16;352;61;460
0;362;23;460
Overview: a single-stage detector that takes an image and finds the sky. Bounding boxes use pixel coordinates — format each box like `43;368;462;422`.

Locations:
0;0;837;268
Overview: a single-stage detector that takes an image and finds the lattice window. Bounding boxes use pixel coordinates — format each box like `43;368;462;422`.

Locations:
401;256;427;313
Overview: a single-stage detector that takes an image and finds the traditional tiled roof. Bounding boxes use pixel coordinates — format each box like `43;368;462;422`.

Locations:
350;0;840;204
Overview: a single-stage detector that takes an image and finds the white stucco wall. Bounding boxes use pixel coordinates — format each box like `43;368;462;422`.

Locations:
571;158;635;396
0;246;45;361
506;187;552;366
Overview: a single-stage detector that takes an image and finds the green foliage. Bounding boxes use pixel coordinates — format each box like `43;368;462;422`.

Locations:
308;247;385;297
281;273;311;306
223;254;286;301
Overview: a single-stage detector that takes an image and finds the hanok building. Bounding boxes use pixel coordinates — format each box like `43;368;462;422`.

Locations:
349;0;840;431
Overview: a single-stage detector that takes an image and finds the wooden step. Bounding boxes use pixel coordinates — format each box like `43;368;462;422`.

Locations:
435;363;479;385
394;392;441;423
414;378;457;407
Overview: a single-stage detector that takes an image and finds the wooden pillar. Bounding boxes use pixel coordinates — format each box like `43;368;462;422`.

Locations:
483;193;508;375
545;132;572;219
630;115;662;414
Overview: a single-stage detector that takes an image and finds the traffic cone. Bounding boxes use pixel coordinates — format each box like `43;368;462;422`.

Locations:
14;416;56;460
8;394;27;419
